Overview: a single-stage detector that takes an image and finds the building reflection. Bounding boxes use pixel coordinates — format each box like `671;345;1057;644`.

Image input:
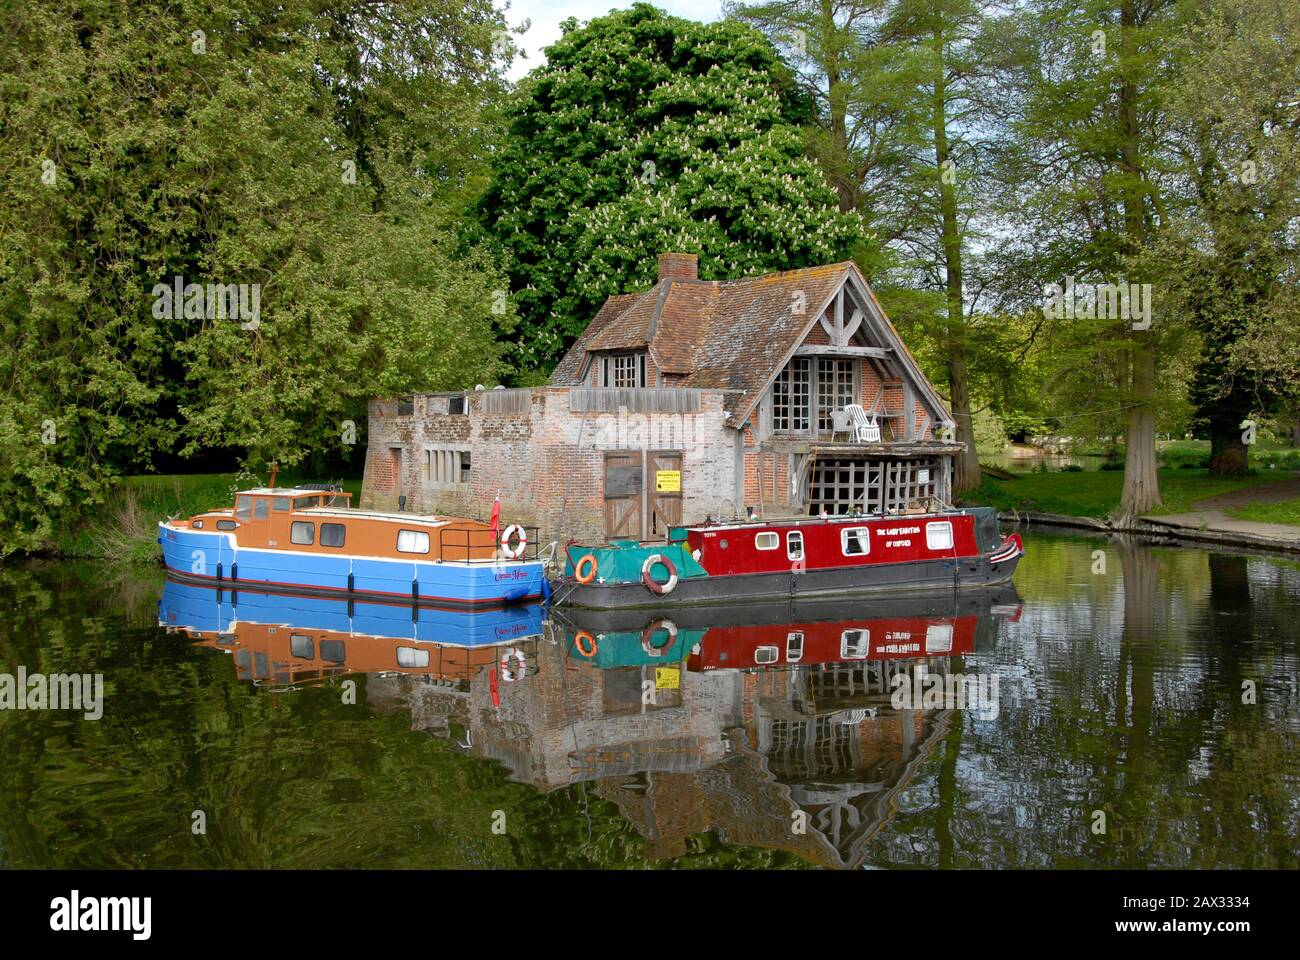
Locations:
398;590;1020;868
160;577;1020;869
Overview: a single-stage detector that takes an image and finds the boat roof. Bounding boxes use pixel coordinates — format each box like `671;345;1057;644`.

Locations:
235;487;353;497
685;509;983;533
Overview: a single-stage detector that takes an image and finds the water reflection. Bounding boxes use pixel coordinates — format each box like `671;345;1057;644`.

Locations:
4;535;1298;869
158;577;1022;868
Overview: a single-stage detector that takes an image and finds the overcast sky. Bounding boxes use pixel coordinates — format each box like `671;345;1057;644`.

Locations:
502;1;726;80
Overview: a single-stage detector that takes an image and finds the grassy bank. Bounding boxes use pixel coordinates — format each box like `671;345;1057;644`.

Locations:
1226;498;1300;527
58;473;363;564
962;468;1281;520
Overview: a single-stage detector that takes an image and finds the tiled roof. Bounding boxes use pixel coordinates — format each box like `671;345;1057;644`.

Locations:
550;262;856;420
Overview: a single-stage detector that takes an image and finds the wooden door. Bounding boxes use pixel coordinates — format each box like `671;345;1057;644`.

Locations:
603;451;643;539
648;450;682;539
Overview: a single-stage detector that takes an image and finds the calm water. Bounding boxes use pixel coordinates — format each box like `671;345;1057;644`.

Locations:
1;530;1298;869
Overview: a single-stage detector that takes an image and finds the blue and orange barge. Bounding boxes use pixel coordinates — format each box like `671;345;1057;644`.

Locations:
158;486;546;609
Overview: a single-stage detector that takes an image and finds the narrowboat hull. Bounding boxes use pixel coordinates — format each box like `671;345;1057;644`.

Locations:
158;524;546;609
560;549;1020;610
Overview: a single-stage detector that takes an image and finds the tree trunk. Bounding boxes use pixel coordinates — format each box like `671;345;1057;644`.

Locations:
1116;0;1159;518
931;9;980;492
1290;418;1300;447
1120;343;1161;517
1208;431;1249;475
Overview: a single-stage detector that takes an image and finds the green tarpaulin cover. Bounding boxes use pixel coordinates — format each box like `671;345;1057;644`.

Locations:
563;540;708;584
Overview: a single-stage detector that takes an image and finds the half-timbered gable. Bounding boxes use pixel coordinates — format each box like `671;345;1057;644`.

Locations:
551;253;963;516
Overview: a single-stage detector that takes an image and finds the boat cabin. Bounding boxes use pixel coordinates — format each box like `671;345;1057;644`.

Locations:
176;487;503;562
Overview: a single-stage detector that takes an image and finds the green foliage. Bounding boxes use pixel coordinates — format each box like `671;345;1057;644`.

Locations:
471;3;870;371
0;1;512;554
965;468;1274;519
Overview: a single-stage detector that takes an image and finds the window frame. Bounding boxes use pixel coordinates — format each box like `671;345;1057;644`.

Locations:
925;521;954;551
290;521;315;545
840;629;870;660
754;531;779;551
786;530;804;561
396;529;430;554
841;526;871;557
319;522;346;548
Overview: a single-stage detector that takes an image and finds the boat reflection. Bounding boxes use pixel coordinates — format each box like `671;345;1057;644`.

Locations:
158;577;545;689
160;576;1021;868
481;588;1021;868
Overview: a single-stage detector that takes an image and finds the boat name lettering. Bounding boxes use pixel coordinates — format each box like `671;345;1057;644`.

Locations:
879;642;920;654
885;539;912;548
880;526;921;535
493;568;529;582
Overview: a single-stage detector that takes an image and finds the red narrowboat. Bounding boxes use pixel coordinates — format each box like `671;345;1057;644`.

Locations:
560;506;1022;610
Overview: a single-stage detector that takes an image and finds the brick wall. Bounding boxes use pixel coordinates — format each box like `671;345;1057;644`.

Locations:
362;387;736;543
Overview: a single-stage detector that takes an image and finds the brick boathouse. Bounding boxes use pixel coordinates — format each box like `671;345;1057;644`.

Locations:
362;253;964;543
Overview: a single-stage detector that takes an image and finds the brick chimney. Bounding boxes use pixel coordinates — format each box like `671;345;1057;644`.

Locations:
657;252;698;281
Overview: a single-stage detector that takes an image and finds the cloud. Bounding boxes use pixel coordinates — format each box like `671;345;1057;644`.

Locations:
502;0;725;81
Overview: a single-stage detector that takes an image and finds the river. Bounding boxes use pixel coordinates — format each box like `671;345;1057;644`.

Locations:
1;529;1296;869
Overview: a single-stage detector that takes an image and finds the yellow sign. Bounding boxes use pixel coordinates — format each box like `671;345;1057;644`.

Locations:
655;667;680;689
655;470;681;493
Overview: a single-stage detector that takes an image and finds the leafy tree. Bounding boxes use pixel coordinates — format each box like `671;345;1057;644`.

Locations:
471;3;870;373
0;1;511;554
1149;0;1300;474
985;0;1189;517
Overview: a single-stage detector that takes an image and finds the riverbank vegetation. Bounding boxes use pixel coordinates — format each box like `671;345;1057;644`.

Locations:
2;0;1297;557
962;469;1283;522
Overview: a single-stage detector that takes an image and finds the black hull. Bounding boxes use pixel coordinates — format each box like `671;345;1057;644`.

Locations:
552;584;1023;635
559;553;1021;611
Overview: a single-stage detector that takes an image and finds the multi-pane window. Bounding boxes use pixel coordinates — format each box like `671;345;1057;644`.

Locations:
772;358;811;434
598;352;647;388
423;448;469;486
817;359;856;431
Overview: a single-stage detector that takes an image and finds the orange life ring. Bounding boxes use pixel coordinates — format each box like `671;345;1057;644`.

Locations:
641;554;678;595
574;553;598;584
641;619;678;656
574;630;598;658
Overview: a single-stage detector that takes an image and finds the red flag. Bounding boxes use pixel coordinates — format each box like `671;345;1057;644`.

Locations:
489;494;501;541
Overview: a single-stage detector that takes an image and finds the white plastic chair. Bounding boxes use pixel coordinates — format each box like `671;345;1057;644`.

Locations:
844;404;881;443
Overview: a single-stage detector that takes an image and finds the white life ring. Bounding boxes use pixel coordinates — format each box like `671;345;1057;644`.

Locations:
499;647;527;682
641;618;678;656
641;554;678;595
500;524;527;559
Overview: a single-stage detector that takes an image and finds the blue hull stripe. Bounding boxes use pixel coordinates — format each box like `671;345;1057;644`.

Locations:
158;526;545;605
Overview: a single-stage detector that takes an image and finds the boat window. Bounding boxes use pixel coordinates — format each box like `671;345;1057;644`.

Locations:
320;523;346;548
273;497;291;512
786;632;804;662
926;623;954;654
397;647;431;668
295;496;320;509
235;496;251;520
842;526;871;556
290;521;314;545
253;652;269;677
841;629;870;659
319;639;346;664
786;530;804;561
216;520;237;530
754;645;779;665
396;530;430;554
192;520;204;529
755;532;779;551
926;521;954;551
290;634;315;659
253;498;269;520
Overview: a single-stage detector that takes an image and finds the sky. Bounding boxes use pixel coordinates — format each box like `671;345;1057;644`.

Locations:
501;1;726;80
